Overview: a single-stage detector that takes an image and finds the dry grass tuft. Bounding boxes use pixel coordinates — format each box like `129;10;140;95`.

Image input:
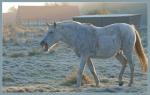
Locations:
2;84;79;92
82;74;94;84
8;48;42;58
2;84;56;92
62;74;94;86
61;68;94;86
28;48;42;56
9;52;26;58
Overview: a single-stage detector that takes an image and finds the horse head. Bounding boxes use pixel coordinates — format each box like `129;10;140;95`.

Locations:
40;22;61;51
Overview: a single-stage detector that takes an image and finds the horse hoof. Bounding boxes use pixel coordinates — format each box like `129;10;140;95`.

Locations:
119;82;124;86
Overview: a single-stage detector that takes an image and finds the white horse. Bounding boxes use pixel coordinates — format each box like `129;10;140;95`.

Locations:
40;21;148;87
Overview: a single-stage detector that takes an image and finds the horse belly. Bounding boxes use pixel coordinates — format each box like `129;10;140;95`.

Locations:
95;36;121;58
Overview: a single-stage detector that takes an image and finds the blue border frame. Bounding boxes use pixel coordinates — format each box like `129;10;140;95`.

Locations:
1;0;149;95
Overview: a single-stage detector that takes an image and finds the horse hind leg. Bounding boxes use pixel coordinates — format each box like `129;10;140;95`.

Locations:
121;29;135;86
123;50;135;87
115;51;127;86
87;58;100;87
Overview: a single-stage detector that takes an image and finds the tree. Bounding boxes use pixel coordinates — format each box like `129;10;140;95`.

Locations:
44;3;50;6
8;6;17;13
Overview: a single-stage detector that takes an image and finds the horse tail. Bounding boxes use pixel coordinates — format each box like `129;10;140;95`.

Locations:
133;25;148;73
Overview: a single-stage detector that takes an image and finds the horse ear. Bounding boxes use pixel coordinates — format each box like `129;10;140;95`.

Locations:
54;22;56;28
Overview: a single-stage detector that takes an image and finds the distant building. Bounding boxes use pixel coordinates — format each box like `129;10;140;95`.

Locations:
3;12;17;25
16;5;80;26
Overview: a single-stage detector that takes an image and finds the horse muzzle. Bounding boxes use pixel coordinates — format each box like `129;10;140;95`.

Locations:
40;41;48;51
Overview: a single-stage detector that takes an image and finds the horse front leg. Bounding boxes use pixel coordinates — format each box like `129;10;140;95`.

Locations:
87;58;100;87
76;55;88;87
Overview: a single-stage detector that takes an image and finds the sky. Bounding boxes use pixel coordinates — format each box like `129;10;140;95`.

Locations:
2;2;141;13
2;2;62;13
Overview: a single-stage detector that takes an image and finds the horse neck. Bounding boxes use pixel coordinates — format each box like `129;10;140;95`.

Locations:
60;24;78;47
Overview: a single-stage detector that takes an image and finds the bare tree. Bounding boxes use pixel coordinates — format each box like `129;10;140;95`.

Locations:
8;6;17;13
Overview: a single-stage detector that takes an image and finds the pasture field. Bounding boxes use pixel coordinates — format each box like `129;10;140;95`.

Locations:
2;24;147;94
